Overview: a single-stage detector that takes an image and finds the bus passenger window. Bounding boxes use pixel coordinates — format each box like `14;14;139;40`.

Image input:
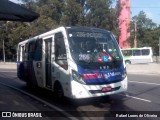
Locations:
133;50;141;56
22;46;25;61
122;50;132;56
54;32;68;70
17;46;20;61
34;39;42;61
142;49;149;55
28;41;36;60
24;43;28;61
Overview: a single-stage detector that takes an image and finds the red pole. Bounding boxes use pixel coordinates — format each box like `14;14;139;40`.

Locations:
118;0;130;48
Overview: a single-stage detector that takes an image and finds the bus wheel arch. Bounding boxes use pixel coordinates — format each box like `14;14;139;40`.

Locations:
125;60;131;64
53;81;64;99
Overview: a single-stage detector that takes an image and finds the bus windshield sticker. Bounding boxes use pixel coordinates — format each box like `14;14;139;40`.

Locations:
79;53;91;61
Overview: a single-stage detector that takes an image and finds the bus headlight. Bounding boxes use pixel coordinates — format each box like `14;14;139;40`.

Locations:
122;68;127;80
72;70;86;84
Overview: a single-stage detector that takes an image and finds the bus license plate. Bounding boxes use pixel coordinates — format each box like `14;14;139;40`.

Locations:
102;86;112;92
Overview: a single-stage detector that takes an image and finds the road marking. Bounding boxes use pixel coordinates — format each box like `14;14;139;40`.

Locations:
129;81;160;86
119;94;151;103
0;82;79;120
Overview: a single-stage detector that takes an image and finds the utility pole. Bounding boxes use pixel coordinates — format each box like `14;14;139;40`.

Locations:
118;0;131;48
3;39;5;63
159;37;160;59
2;22;9;63
134;22;137;48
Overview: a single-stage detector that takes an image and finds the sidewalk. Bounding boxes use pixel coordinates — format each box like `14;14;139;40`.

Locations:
0;62;16;69
126;63;160;75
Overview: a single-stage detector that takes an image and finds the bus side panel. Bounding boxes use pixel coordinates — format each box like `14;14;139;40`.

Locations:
122;47;153;64
17;61;25;81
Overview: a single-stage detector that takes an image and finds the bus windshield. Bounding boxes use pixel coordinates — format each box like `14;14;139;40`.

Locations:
66;27;123;69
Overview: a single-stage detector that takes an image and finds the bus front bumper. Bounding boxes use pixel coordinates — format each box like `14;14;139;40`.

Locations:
70;77;128;99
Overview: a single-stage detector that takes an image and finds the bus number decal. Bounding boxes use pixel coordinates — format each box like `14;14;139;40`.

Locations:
79;54;90;61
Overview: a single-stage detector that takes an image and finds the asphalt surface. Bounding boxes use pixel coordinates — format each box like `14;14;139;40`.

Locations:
0;69;71;120
0;64;160;120
126;63;160;75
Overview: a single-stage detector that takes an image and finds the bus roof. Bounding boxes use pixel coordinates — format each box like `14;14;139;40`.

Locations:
121;47;152;50
18;26;112;45
65;26;110;33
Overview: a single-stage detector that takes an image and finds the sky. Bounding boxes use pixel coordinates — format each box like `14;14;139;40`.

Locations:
9;0;160;25
131;0;160;25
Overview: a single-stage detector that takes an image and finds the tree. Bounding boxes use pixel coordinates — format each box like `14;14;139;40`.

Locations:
131;11;159;55
84;0;117;32
0;0;120;61
60;0;83;26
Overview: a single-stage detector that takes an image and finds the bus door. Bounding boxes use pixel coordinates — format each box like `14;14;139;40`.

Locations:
44;38;53;89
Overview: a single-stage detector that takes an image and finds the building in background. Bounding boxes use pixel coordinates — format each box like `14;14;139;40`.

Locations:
118;0;131;48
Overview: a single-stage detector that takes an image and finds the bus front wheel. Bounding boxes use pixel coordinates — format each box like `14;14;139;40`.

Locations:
54;82;64;100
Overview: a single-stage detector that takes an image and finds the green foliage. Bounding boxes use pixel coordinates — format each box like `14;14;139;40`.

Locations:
1;0;160;61
130;11;159;55
60;0;83;26
0;0;118;59
85;0;117;30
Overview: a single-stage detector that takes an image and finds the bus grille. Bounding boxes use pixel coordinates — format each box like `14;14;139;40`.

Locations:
89;86;121;94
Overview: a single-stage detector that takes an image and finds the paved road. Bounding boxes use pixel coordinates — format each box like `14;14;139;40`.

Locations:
0;68;160;120
0;69;71;120
127;74;160;107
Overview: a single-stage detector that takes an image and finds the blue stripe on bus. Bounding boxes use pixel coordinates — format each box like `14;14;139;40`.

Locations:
77;65;124;84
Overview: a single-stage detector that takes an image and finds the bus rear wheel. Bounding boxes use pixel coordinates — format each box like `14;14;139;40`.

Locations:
54;82;64;100
125;60;131;65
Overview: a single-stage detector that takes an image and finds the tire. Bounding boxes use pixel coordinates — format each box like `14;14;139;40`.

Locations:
125;60;131;65
26;79;34;89
54;82;64;100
